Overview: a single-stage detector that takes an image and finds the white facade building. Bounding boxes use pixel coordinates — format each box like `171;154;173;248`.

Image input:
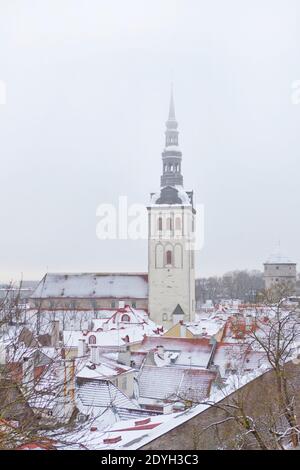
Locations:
148;90;196;328
263;249;297;292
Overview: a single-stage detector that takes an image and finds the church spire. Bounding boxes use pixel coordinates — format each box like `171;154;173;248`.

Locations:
160;87;183;187
168;85;176;121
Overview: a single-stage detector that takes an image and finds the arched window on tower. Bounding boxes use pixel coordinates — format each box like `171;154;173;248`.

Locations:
175;217;181;231
166;217;173;231
166;249;172;266
157;216;163;232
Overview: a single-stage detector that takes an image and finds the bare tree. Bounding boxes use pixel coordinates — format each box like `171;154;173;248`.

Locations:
0;282;78;449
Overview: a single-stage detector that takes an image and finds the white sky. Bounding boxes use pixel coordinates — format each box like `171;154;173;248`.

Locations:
0;0;300;282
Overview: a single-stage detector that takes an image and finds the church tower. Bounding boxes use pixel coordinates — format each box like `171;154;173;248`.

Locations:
147;89;196;329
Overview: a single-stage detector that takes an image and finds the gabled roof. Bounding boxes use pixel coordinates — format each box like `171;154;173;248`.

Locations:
211;342;267;376
31;273;148;299
172;304;185;316
139;365;216;402
76;359;133;380
76;379;139;412
140;336;214;368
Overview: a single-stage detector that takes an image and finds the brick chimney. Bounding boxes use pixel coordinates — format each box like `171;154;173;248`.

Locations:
50;320;60;348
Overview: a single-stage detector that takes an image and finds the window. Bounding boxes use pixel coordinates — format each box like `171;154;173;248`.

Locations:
111;301;116;308
175;217;181;230
166;217;173;231
121;314;130;322
132;302;136;309
157;217;163;231
89;335;96;345
166;250;172;265
155;243;164;268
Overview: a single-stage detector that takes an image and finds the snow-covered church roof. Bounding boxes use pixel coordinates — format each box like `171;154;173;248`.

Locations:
31;273;148;299
150;185;193;206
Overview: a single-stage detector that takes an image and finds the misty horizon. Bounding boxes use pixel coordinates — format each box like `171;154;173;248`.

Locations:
1;1;300;283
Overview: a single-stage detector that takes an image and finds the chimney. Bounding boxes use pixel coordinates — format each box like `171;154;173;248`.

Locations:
90;345;97;364
50;320;60;348
180;323;187;337
118;347;131;366
0;343;6;365
22;356;35;390
78;338;87;357
54;359;76;421
97;346;103;364
157;345;165;359
163;403;173;414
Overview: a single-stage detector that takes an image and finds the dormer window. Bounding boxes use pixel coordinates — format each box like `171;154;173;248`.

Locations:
121;314;130;322
88;335;96;345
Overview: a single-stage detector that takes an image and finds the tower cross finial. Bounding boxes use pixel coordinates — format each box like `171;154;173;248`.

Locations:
168;84;176;121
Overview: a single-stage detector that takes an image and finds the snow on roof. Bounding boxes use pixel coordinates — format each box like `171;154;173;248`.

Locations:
63;330;83;348
6;346;58;363
140;336;214;368
265;247;295;265
139;365;216;402
76;379;139;412
186;319;225;337
212;342;267;375
28;394;56;410
31;273;148;299
92;306;158;332
56;361;276;450
76;360;132;380
150;186;192;206
64;322;160;349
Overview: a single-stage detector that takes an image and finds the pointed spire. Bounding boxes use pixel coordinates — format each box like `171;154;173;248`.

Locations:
168;84;176;121
160;85;183;188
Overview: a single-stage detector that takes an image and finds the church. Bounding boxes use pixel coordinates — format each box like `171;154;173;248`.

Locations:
147;90;196;328
30;90;196;329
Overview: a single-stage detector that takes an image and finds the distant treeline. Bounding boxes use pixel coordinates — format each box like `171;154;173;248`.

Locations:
195;270;265;305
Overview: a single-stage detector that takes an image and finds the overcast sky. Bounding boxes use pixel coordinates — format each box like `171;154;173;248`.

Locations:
0;0;300;282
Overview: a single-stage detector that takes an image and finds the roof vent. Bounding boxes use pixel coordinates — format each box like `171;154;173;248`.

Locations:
103;436;122;444
134;418;151;426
